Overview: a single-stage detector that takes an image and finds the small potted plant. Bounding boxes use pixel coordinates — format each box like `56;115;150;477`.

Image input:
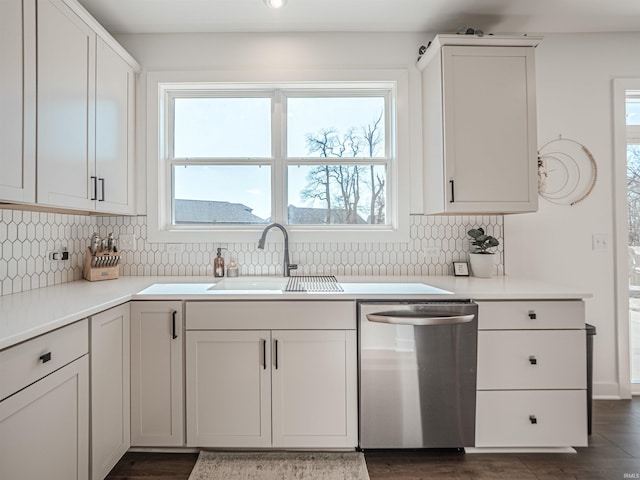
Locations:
467;227;499;278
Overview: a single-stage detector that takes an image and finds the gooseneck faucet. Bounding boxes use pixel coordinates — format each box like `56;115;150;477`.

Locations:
257;223;298;277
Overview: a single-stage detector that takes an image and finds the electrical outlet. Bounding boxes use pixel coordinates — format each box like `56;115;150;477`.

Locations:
592;234;608;251
166;243;185;254
119;233;136;250
424;247;441;258
48;246;69;262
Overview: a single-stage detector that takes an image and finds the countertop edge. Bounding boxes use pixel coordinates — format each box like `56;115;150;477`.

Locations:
0;275;591;351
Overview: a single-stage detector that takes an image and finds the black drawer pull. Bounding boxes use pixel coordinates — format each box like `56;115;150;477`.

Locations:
529;355;537;365
529;415;537;424
274;339;279;370
262;339;267;370
171;310;178;339
528;311;537;320
449;179;455;203
39;352;52;363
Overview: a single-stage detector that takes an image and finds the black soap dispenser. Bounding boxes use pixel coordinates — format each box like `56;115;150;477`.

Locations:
213;248;225;278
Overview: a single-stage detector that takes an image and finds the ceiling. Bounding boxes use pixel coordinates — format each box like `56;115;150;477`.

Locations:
76;0;640;35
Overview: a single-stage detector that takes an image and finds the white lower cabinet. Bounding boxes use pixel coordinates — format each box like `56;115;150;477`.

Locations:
475;300;588;448
186;330;271;447
130;301;184;447
185;301;358;449
0;322;89;480
90;304;130;480
271;329;356;448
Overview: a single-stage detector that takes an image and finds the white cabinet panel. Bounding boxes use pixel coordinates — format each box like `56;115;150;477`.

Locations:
272;330;357;448
36;0;96;210
95;37;135;214
90;304;130;480
186;330;271;448
476;390;587;447
477;330;586;390
130;301;184;447
421;39;538;214
0;0;36;203
0;318;88;401
0;356;89;480
186;300;355;330
478;300;585;330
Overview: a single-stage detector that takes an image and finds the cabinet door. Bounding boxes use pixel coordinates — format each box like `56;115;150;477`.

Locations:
130;301;184;446
0;0;36;203
271;330;357;448
0;356;89;480
186;330;271;448
95;38;135;214
424;45;537;214
442;46;537;212
90;304;130;480
37;0;96;210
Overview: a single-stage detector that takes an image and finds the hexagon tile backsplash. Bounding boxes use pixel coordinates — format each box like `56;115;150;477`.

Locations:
0;207;503;296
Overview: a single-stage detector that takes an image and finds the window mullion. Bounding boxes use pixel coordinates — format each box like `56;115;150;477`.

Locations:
273;90;286;224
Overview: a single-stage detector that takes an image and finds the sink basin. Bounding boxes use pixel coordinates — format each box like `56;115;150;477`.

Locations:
208;277;288;291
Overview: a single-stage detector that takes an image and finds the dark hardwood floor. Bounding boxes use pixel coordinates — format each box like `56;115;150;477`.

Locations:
106;399;640;480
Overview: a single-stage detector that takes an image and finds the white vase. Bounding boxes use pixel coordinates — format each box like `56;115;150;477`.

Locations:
469;253;496;278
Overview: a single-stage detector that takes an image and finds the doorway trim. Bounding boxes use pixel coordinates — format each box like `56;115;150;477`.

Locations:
613;78;639;398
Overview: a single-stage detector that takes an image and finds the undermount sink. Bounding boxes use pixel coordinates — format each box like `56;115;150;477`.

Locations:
208;275;343;292
208;277;289;291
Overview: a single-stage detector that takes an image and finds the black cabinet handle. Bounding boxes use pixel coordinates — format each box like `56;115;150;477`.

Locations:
528;311;537;320
262;339;267;370
99;178;105;202
39;352;52;363
529;415;537;424
171;310;178;339
449;179;455;203
274;339;279;370
529;355;537;365
90;176;97;201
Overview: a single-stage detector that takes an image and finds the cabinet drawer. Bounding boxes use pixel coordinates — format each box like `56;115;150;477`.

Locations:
0;319;88;400
477;301;584;329
476;390;587;447
477;330;586;390
186;301;355;330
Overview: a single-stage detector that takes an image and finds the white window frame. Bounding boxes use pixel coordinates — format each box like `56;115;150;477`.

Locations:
146;69;410;244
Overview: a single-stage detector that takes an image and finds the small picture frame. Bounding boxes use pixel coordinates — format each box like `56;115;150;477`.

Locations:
453;262;470;277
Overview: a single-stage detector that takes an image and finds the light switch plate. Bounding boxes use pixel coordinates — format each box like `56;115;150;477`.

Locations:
592;234;608;251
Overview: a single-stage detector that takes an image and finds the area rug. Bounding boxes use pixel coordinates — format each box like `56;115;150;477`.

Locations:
187;451;370;480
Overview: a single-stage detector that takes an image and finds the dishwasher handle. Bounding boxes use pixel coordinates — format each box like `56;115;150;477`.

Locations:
366;311;475;326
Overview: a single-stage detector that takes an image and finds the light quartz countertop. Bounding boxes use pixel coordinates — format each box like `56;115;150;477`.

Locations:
0;275;591;351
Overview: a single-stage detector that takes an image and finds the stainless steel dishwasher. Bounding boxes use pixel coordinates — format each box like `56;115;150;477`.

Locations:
358;301;478;449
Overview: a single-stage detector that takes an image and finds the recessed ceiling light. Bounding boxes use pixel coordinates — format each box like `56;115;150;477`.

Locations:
264;0;287;8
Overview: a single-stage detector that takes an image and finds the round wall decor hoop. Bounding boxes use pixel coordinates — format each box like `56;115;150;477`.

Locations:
537;135;598;206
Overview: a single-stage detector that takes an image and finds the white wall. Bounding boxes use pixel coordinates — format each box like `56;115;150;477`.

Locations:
116;31;640;397
116;32;428;214
506;32;640;398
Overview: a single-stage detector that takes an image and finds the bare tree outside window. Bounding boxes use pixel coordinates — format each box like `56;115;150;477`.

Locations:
294;113;386;225
628;144;640;245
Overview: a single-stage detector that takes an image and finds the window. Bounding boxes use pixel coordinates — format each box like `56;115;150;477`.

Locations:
147;71;409;243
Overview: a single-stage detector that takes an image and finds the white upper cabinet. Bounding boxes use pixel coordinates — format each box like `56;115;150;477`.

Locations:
35;0;139;214
95;38;136;214
419;35;541;214
0;0;36;203
37;0;96;211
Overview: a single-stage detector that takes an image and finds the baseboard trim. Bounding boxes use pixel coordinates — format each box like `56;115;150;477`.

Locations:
465;447;576;454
